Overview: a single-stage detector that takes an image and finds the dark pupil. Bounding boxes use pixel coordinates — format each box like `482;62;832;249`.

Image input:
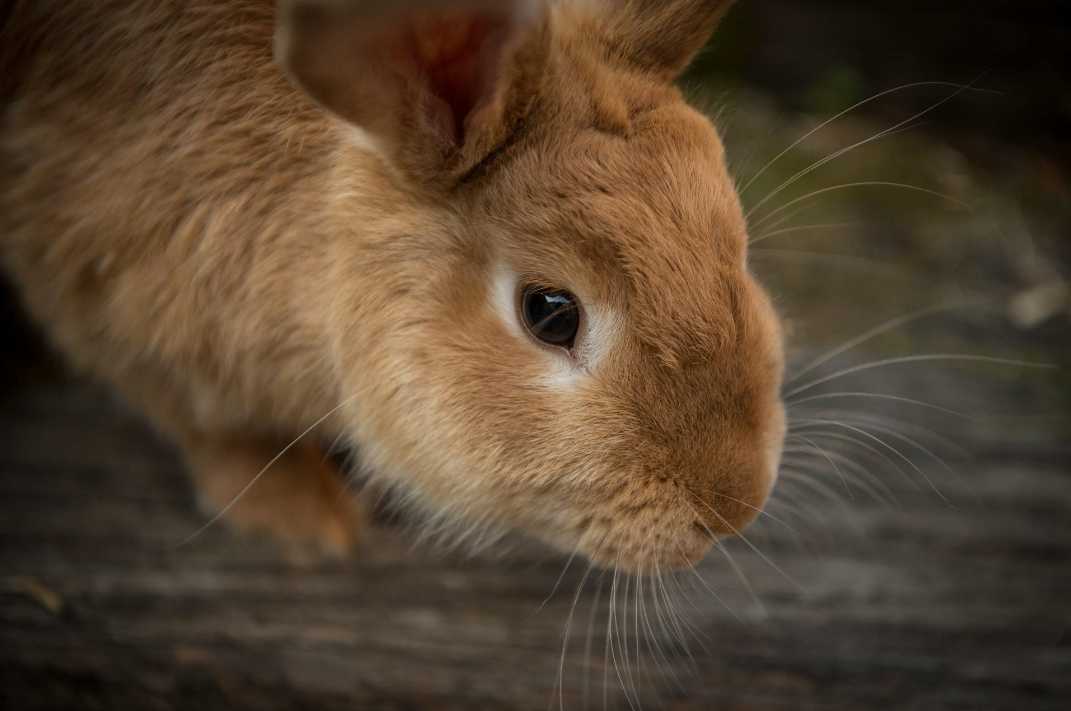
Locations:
522;287;579;348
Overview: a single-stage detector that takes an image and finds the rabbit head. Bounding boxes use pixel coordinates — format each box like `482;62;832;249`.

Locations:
278;0;785;572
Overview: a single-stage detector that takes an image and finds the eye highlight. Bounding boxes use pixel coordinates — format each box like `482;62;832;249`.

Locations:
520;285;581;351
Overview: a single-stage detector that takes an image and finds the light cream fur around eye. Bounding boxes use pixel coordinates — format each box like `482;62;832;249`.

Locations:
491;264;576;388
575;300;618;374
490;264;617;389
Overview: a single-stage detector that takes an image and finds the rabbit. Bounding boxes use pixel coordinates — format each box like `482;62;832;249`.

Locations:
0;0;786;572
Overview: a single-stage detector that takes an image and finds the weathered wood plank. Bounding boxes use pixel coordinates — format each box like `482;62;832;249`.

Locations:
2;346;1069;710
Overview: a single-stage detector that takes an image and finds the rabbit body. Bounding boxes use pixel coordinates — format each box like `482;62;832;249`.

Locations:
0;0;786;569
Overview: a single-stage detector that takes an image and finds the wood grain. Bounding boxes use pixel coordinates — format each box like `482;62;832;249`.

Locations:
2;318;1069;710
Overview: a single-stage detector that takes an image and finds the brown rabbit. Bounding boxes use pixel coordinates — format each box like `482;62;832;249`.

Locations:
0;0;786;572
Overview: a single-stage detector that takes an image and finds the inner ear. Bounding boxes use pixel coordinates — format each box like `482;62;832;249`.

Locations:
404;11;515;144
277;0;547;185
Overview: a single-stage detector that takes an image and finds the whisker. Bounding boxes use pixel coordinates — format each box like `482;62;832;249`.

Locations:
603;566;615;711
745;201;819;240
776;469;869;540
177;393;359;547
787;428;915;496
751;180;971;232
794;418;949;503
632;570;656;709
540;545;581;612
765;479;838;542
688;493;803;592
782;443;899;505
714;540;767;618
660;561;712;660
761;492;816;535
605;567;619;711
750;221;861;247
555;561;594;711
787;433;854;497
636;570;686;695
623;583;645;711
785;354;1056;400
786;303;969;385
788;391;969;418
607;565;639;711
638;565;672;681
750;248;909;275
747;123;916;223
779;467;855;507
709;490;801;536
738;80;993;196
805;412;968;494
684;537;743;622
745;82;977;222
655;560;707;662
619;573;640;709
582;571;606;711
818;411;974;462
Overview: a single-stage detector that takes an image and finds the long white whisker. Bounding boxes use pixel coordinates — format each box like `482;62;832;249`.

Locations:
620;573;641;710
745;82;976;222
794;418;949;503
747;123;916;223
750;221;861;247
708;490;799;535
715;540;767;618
750;248;908;274
789;391;969;418
788;434;854;497
606;564;637;711
555;562;594;711
689;495;802;592
807;413;967;494
782;439;899;505
650;564;705;680
583;571;606;711
684;543;742;622
633;570;654;708
178;393;359;547
812;409;975;461
654;561;705;664
636;570;685;694
541;545;582;612
785;354;1055;400
605;567;617;711
788;428;916;495
738;80;992;197
786;303;968;385
750;181;971;232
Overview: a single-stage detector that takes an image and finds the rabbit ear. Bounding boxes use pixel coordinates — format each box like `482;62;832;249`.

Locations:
599;0;735;80
276;0;549;187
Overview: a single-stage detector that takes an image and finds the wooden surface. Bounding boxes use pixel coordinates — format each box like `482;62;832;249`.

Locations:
3;0;1071;707
1;297;1069;710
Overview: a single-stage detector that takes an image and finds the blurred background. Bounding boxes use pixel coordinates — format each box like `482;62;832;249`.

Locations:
2;2;1069;709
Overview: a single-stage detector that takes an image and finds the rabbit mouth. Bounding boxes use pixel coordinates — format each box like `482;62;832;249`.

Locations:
573;514;718;574
567;408;785;574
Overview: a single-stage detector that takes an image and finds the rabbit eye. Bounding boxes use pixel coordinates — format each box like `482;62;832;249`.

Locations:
520;286;580;350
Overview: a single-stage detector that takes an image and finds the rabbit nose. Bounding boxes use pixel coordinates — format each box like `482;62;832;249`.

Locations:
691;428;782;537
